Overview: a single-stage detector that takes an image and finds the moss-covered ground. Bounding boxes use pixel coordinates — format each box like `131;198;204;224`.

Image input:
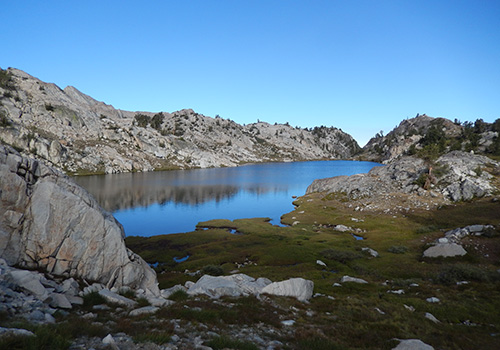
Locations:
125;193;500;349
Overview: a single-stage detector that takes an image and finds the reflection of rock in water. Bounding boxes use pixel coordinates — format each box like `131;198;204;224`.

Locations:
76;183;240;212
74;166;290;212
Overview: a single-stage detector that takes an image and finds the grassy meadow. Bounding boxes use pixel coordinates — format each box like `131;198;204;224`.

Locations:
126;193;500;349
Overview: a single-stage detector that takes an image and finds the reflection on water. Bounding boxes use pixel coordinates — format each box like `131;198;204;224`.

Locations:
74;160;381;236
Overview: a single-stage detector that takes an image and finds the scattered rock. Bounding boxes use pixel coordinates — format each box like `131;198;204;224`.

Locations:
423;243;467;258
392;338;434;350
341;275;368;284
426;297;440;303
425;312;440;323
0;327;36;337
262;278;314;302
362;247;379;258
281;320;295;326
98;289;137;308
316;260;327;267
129;306;159;317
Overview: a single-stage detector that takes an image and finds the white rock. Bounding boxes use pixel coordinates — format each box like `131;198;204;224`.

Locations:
281;320;295;326
392;339;434;350
425;312;440;323
98;289;137;308
146;296;174;307
261;278;314;302
316;260;327;267
426;297;440;303
129;306;159;316
48;293;72;309
7;270;49;301
187;274;272;299
388;289;405;295
423;243;467;258
0;327;36;337
102;334;115;344
404;304;415;312
341;275;368;284
362;247;379;258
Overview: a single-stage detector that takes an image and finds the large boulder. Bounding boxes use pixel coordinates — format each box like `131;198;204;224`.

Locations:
261;278;314;301
422;243;467;258
0;145;159;295
187;274;272;299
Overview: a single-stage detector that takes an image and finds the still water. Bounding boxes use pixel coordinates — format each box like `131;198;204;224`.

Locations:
74;160;380;236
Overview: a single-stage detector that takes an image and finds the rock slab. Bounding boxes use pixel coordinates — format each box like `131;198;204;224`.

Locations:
0;145;159;295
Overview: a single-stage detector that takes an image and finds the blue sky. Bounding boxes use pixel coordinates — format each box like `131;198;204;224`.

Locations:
2;1;500;146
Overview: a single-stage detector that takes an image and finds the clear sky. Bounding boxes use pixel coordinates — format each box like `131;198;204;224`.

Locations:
2;1;500;146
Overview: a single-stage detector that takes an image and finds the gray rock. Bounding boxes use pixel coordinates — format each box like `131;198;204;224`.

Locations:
129;306;159;316
362;247;379;258
340;275;368;284
187;274;272;299
0;145;159;296
98;289;137;308
6;270;49;301
423;243;467;258
426;297;440;303
0;327;35;337
261;278;314;302
47;293;72;309
425;312;440;323
392;339;434;350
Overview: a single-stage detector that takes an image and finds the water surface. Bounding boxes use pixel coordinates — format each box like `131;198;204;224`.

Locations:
74;160;380;236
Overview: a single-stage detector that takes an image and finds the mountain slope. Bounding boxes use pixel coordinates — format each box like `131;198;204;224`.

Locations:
360;114;500;163
0;67;360;174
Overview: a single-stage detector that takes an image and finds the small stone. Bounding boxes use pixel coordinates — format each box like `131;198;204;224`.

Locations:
129;306;159;317
341;275;368;284
281;320;295;326
425;312;440;323
404;304;415;312
102;334;115;344
316;260;327;267
392;339;434;350
426;297;440;303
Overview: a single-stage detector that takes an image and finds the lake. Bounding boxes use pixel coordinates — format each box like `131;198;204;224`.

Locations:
74;160;381;236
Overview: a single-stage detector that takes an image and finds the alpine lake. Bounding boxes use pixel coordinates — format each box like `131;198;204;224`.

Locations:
73;159;500;349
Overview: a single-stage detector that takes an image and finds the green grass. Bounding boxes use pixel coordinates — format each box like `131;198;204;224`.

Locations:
123;196;500;349
207;335;259;350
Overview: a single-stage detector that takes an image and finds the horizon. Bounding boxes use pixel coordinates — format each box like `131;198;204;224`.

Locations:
3;1;500;147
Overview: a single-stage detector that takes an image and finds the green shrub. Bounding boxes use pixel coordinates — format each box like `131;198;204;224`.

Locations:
134;331;171;344
0;110;11;127
136;296;151;307
207;336;259;350
387;245;408;254
134;113;150;128
320;249;362;264
0;69;15;90
82;291;106;308
202;265;224;276
437;264;496;285
168;289;189;301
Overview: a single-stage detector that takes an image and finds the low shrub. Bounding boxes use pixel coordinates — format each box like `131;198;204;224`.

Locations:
168;289;189;301
437;264;496;285
202;265;224;276
207;335;259;350
387;245;408;254
320;249;362;264
82;291;106;308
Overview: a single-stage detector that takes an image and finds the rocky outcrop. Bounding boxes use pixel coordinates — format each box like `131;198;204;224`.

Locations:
185;273;314;301
0;67;360;175
306;151;499;203
422;224;495;258
361;114;499;163
0;145;159;295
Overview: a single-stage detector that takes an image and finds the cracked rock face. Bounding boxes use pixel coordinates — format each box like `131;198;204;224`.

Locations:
0;145;159;295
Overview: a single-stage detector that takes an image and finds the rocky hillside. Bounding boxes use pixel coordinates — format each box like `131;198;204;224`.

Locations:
360;114;500;163
0;67;360;175
0;145;159;295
